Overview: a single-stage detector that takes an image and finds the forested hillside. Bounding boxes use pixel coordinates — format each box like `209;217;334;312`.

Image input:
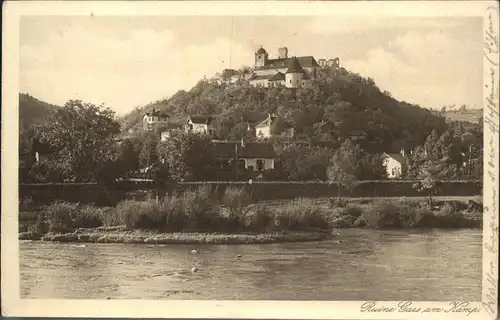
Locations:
120;68;447;153
19;93;59;133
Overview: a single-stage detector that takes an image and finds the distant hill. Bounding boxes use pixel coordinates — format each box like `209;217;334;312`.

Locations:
120;67;448;153
19;93;59;133
437;109;483;124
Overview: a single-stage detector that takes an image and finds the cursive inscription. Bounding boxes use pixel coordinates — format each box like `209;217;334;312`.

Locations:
484;6;499;66
360;301;480;316
482;4;499;318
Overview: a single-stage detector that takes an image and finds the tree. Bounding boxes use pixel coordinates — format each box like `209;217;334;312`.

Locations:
156;131;216;182
117;139;139;176
137;132;159;169
34;100;120;182
327;140;359;199
412;159;445;207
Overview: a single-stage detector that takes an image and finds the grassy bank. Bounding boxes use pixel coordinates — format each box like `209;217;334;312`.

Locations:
20;186;482;244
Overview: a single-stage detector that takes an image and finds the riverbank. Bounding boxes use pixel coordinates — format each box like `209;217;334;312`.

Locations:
19;186;482;244
19;226;331;244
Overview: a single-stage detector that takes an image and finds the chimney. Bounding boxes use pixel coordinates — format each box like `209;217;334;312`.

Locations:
400;149;405;157
278;47;288;59
241;138;245;147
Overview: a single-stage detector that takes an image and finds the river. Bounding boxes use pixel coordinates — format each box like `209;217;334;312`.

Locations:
20;229;482;300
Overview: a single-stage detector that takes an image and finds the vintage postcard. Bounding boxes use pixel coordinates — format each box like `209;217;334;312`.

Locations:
1;1;499;319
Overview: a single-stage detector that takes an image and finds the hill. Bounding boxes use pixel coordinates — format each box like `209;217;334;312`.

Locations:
120;68;448;153
438;109;483;124
19;93;59;133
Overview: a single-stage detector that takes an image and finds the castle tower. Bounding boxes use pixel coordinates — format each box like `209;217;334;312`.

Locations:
278;47;288;59
285;56;304;88
255;46;268;68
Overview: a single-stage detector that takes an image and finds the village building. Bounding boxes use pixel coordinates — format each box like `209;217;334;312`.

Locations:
142;108;169;131
383;150;409;179
185;115;215;135
159;123;183;141
254;114;294;139
249;46;321;88
212;140;278;172
317;58;340;69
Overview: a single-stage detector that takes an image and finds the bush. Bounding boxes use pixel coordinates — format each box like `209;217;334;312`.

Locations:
98;207;123;227
360;199;434;228
343;204;363;218
43;201;79;231
245;205;274;231
181;185;218;230
41;201;105;231
117;199;164;230
162;195;186;231
74;205;104;228
273;198;330;231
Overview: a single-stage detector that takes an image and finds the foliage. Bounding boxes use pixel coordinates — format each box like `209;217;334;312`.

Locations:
156;131;216;181
327;140;386;197
119;69;448;153
28;160;70;182
360;199;432;228
33;100;120;182
42;201;104;231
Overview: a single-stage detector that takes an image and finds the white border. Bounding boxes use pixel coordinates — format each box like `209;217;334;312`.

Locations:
2;1;499;319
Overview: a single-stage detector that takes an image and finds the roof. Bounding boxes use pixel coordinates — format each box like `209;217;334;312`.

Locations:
256;114;275;128
187;115;213;124
257;56;320;70
286;57;305;74
213;141;278;159
158;122;183;130
269;72;285;81
384;152;408;164
256;47;267;55
145;109;168;117
249;74;275;81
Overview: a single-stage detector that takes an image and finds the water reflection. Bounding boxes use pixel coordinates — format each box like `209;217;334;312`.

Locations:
20;229;482;300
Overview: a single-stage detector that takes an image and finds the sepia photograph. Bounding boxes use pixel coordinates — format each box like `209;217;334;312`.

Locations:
2;1;498;319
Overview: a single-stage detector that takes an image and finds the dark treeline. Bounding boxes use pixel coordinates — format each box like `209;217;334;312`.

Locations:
19;67;483;185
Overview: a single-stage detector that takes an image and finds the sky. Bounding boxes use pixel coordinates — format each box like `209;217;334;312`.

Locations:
20;15;483;115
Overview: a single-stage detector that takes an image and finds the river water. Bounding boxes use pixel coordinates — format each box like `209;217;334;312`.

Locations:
20;229;481;300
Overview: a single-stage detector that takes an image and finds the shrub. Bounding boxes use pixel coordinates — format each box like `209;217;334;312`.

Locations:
222;186;252;210
181;185;217;230
98;207;123;227
398;200;431;228
40;201;105;231
74;205;104;228
329;197;348;208
117;199;164;230
361;200;399;228
343;204;363;218
43;201;79;232
360;199;434;228
242;204;274;232
220;186;253;231
273;198;330;231
162;195;186;231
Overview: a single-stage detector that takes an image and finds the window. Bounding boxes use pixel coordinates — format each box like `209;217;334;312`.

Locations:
256;159;265;171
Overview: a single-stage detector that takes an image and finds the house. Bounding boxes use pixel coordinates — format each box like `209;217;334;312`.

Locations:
254;114;294;139
143;108;169;131
185;115;215;135
249;46;321;88
159;123;183;141
383;150;408;179
212;140;278;172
